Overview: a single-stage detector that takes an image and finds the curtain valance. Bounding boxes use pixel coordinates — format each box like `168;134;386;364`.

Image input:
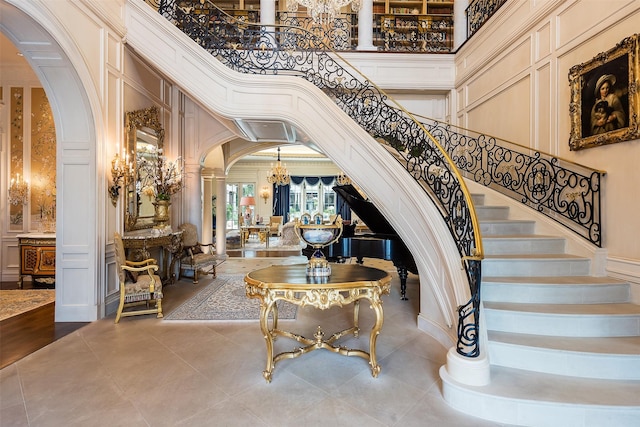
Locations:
290;176;336;186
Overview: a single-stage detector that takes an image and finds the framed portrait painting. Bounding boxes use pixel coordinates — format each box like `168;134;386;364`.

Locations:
568;33;639;151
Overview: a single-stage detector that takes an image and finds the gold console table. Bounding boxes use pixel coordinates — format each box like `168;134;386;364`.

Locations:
17;233;56;289
240;225;269;247
245;264;391;382
121;229;183;284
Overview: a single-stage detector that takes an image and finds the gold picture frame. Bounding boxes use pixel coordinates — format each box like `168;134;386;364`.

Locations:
568;33;639;151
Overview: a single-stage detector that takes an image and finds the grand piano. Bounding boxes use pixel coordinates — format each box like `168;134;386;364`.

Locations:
304;184;417;300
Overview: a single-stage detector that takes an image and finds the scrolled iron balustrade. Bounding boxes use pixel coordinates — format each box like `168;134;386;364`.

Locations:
146;0;485;359
466;0;507;38
419;117;603;247
277;12;354;51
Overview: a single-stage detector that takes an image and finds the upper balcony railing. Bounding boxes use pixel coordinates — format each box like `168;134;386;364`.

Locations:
169;2;454;53
277;12;355;51
145;0;483;358
466;0;507;39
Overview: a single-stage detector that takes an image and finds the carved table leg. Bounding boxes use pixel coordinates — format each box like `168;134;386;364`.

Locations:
260;300;277;383
353;300;360;338
368;296;385;378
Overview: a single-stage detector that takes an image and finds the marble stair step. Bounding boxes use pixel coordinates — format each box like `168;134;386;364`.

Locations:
482;276;630;304
471;193;485;206
488;331;640;379
482;234;566;254
483;301;640;337
440;364;640;426
475;205;510;220
482;253;591;276
480;219;536;235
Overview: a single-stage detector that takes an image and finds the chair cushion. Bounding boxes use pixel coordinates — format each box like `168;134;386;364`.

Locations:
180;252;217;269
123;274;163;302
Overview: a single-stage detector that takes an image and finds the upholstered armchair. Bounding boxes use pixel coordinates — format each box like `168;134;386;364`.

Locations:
280;221;300;246
178;223;218;284
269;216;283;236
113;232;163;323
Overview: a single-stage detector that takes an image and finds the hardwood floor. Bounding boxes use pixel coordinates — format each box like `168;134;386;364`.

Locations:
0;281;88;369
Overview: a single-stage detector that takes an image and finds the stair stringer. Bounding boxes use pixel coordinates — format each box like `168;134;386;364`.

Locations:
125;0;483;362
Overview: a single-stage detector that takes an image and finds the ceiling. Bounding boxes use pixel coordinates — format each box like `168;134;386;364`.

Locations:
242;144;329;161
232;118;329;161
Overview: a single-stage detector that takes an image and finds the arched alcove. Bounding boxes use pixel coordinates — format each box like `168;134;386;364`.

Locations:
1;1;102;321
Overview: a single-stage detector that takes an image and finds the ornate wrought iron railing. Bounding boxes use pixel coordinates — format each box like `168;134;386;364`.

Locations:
146;0;483;358
277;12;355;51
415;116;604;247
466;0;507;38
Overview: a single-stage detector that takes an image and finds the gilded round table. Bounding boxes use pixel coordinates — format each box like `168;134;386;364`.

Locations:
245;263;392;383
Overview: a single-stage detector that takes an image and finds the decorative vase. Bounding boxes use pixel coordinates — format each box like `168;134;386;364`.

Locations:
295;215;343;277
153;199;171;226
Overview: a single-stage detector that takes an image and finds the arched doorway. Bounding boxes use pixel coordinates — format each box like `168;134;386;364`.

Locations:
1;1;102;321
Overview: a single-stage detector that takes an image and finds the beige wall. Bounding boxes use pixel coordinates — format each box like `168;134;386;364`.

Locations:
455;0;640;279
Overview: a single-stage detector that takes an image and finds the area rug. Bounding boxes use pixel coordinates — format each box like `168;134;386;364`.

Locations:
164;274;298;321
0;290;55;322
242;237;304;251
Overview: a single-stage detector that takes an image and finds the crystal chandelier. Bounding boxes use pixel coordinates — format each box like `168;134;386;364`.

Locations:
8;173;30;206
267;147;290;186
286;0;362;24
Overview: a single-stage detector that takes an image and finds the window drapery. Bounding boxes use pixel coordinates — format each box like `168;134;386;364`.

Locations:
272;176;351;222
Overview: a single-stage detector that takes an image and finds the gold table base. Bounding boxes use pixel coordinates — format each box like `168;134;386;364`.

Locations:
245;264;391;383
241;226;270;248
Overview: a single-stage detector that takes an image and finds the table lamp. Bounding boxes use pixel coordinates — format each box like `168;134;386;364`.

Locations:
240;196;256;225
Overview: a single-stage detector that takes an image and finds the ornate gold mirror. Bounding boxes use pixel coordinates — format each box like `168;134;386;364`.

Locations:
124;106;164;231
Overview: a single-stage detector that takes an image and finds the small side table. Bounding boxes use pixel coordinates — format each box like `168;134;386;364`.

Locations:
245;264;391;382
121;229;183;284
17;233;56;288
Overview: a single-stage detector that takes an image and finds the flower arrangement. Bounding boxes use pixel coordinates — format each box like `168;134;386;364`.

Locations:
138;150;184;201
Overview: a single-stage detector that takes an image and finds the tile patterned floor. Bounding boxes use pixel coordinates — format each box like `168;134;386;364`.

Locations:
0;256;504;426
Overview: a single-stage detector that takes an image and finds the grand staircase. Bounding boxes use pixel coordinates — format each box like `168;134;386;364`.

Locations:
441;191;640;426
129;2;640;425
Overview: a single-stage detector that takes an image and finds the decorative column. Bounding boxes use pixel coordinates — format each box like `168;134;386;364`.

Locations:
357;0;376;51
215;173;227;255
260;0;276;25
184;162;202;234
202;173;213;246
453;0;469;50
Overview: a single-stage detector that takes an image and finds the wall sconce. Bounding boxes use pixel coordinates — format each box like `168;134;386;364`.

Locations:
260;186;270;204
109;145;134;207
8;173;30;206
